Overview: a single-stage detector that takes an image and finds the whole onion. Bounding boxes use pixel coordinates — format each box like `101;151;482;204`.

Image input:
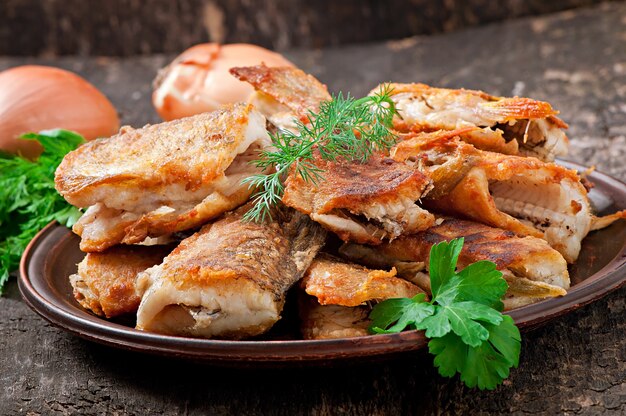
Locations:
152;43;293;121
0;65;120;158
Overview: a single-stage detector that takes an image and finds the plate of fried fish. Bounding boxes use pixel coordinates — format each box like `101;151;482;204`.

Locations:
19;65;626;363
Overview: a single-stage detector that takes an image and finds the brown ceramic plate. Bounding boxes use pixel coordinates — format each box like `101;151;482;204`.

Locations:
18;161;626;364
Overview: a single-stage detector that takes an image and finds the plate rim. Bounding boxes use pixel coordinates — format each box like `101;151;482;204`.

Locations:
17;161;626;363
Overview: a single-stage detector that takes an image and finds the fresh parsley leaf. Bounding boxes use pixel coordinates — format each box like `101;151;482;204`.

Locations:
428;315;520;390
369;293;434;334
452;260;508;310
428;333;467;378
368;238;521;390
485;315;521;368
0;129;84;294
462;339;512;390
428;238;463;299
418;301;502;347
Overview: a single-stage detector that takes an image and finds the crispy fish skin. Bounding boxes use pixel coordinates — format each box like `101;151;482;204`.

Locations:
299;254;422;340
302;253;422;307
56;103;271;252
282;153;435;245
391;128;480;198
299;298;371;340
397;133;625;261
69;245;172;318
425;150;592;262
591;210;626;230
135;205;327;339
377;82;569;161
392;129;600;262
234;66;437;245
339;217;570;310
230;64;331;128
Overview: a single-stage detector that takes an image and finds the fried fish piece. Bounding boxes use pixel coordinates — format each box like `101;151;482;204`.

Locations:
392;129;626;262
233;65;436;243
135;204;327;339
299;298;372;340
55;104;271;252
282;153;435;245
391;128;480;198
302;253;422;307
425;151;597;262
299;254;422;340
69;245;172;318
340;217;571;310
376;83;569;161
230;64;331;130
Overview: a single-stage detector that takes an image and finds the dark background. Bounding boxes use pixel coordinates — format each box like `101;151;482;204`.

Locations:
0;0;619;56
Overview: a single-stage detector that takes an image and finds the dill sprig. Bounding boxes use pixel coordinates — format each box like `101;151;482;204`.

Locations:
0;130;84;293
243;84;398;222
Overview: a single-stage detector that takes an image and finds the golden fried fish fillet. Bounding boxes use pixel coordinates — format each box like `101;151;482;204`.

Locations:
69;245;172;318
302;253;422;307
230;64;331;130
299;254;422;340
425;151;600;263
135;204;327;339
390;130;624;262
340;217;571;310
376;83;569;161
299;298;372;340
282;153;435;245
391;128;480;198
232;66;435;244
55;103;271;252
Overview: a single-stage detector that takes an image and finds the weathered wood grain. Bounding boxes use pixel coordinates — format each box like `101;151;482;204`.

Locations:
0;0;616;56
1;3;626;414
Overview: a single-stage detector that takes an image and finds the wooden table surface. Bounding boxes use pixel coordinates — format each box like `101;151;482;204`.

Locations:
1;3;626;415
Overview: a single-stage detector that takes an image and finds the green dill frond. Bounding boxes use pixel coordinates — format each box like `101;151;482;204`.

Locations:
0;130;84;294
243;86;397;222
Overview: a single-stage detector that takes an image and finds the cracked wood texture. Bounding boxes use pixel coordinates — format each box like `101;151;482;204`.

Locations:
1;3;626;415
0;0;615;55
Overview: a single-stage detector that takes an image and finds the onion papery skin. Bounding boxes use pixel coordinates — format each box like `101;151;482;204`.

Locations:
0;65;120;158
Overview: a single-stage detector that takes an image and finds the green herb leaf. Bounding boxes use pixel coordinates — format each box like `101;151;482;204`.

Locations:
0;129;84;294
428;333;467;378
450;316;521;390
418;301;502;347
368;238;521;390
22;129;85;159
429;238;464;299
243;85;398;222
450;260;508;310
369;293;435;334
484;315;521;368
428;315;520;390
461;339;512;390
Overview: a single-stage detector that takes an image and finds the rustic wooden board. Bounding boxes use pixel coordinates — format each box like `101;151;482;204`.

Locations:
0;0;614;55
1;3;626;414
